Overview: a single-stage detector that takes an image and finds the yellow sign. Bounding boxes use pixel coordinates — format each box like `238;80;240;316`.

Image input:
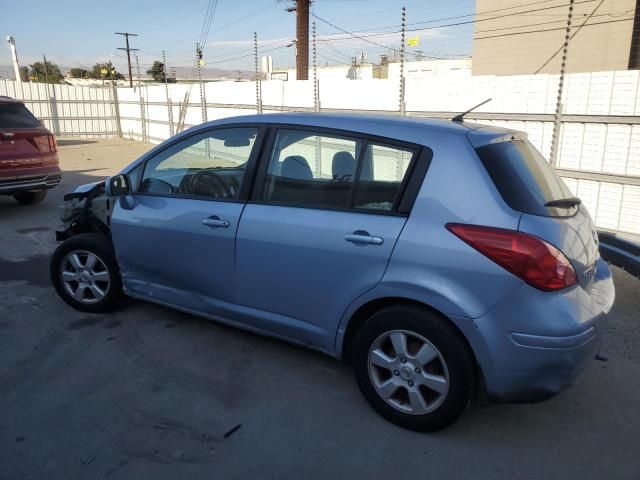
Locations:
407;36;420;47
100;68;108;75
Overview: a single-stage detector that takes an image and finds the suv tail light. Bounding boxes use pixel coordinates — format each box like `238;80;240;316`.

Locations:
446;223;577;291
48;135;58;152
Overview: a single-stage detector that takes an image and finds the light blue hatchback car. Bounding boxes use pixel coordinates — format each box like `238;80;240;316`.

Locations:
51;113;615;431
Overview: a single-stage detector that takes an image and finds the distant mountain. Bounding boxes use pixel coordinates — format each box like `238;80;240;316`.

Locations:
171;66;253;81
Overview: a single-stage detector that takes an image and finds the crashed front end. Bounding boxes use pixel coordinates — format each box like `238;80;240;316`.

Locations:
56;181;113;241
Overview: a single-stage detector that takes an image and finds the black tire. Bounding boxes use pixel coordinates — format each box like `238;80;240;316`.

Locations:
50;233;122;313
352;305;476;432
13;190;47;205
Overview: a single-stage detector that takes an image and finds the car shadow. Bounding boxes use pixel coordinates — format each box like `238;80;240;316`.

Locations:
56;139;98;147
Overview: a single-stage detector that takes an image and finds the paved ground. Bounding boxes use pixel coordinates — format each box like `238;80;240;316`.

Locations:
1;138;639;480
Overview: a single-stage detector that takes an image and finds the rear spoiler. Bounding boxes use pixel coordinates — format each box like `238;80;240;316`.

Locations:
466;128;528;149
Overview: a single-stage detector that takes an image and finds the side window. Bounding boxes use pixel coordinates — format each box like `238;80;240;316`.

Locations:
139;127;257;200
262;129;363;208
354;143;414;211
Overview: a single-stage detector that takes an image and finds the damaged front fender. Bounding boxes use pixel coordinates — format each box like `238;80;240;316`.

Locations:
56;180;113;241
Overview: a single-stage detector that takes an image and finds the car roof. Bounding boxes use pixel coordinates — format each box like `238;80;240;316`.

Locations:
206;112;516;146
0;96;24;105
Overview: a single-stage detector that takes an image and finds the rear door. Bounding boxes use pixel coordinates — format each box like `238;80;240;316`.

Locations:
235;127;424;348
473;136;600;287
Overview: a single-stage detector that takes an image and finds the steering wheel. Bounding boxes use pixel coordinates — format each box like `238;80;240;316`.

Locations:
139;177;174;194
188;170;233;198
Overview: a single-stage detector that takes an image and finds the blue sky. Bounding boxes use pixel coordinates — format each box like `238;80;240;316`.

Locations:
1;0;475;74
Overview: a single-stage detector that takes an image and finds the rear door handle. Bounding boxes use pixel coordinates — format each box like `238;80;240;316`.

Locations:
201;216;230;228
345;231;384;245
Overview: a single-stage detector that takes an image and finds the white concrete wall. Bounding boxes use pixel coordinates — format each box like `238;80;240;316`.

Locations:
2;69;639;235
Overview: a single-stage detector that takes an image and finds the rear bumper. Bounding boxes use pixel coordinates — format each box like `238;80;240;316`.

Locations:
0;167;61;194
486;325;601;403
456;256;615;403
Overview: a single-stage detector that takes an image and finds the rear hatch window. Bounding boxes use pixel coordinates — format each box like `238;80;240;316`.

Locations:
475;139;576;217
0;102;41;128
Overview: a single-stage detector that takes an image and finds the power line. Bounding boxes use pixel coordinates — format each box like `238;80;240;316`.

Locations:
312;13;394;50
535;0;606;73
475;10;631;35
474;16;633;40
314;0;598;44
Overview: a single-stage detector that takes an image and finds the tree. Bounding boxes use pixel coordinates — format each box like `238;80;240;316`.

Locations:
88;61;124;80
147;60;166;82
19;66;29;82
69;67;89;78
28;61;64;83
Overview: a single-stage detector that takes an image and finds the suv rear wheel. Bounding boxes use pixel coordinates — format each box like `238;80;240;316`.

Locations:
352;305;475;432
50;233;122;313
13;190;47;205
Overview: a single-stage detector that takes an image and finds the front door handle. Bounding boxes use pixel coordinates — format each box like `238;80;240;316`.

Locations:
345;230;384;245
201;216;230;228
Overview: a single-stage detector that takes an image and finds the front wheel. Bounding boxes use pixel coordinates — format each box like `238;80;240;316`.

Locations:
352;305;476;432
50;233;122;313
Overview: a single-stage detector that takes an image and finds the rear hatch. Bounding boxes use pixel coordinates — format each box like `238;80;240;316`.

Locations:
0;101;57;173
470;130;600;288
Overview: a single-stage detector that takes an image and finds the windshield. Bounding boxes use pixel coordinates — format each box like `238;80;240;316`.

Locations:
475;139;576;217
0;103;41;128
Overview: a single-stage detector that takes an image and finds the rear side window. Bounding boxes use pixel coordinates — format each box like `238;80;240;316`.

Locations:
475;139;576;217
0;103;41;128
355;143;413;211
261;129;416;213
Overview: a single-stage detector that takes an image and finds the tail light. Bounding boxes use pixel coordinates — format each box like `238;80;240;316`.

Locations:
446;223;577;291
48;135;58;152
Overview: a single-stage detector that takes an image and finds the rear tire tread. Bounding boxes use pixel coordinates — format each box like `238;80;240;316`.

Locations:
352;304;476;432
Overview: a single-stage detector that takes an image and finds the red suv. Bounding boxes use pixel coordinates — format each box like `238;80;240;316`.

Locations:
0;96;60;204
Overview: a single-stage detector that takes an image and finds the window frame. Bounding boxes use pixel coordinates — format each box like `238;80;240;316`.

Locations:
134;123;267;204
249;124;430;217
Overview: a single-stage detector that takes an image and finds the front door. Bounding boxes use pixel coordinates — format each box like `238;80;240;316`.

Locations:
235;128;418;349
111;126;261;308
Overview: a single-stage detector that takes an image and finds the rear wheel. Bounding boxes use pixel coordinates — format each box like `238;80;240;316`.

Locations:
352;305;475;432
13;190;47;205
50;233;122;313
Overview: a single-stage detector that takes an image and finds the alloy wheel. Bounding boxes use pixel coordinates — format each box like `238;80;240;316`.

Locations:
368;329;450;415
60;250;111;304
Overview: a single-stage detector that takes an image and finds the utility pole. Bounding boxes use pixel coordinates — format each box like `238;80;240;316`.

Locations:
116;32;138;88
42;54;49;83
292;0;310;80
6;36;21;84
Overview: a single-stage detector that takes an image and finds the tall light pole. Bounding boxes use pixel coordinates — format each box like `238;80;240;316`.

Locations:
6;36;21;84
